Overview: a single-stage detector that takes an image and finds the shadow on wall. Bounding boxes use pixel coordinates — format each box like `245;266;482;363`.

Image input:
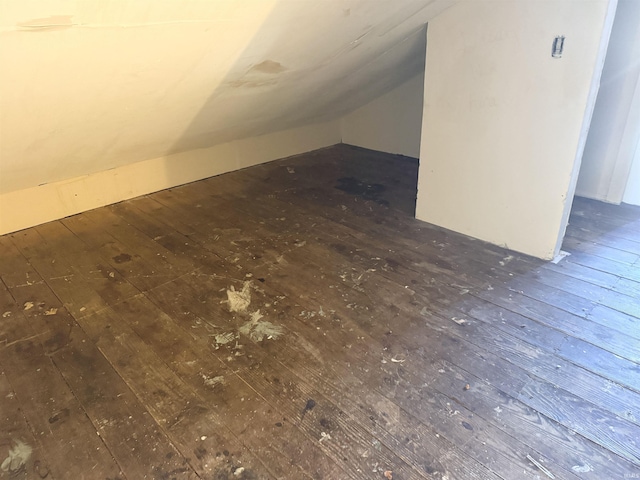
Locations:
162;0;430;181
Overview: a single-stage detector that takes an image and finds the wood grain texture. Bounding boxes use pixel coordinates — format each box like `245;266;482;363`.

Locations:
1;144;639;479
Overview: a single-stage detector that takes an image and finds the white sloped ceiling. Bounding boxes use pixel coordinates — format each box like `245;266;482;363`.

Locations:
0;0;455;194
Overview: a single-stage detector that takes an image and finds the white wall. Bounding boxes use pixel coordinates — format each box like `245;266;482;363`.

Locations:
1;0;457;234
0;120;341;236
575;0;640;204
0;0;455;197
341;72;425;158
416;0;615;260
623;140;640;206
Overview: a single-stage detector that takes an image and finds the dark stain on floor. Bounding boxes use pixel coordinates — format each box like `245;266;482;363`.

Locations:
335;177;389;206
112;253;132;264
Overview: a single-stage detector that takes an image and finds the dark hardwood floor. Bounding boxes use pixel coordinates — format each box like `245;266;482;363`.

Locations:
1;144;639;479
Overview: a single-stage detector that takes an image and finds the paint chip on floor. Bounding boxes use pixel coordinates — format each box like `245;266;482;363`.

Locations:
550;250;571;264
1;440;32;474
202;374;225;388
226;281;252;313
239;312;284;341
499;255;514;266
214;332;236;345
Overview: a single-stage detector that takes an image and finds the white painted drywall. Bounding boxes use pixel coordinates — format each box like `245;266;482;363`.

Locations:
0;0;456;197
0;120;341;235
341;72;425;158
416;0;615;260
623;140;640;206
575;0;640;204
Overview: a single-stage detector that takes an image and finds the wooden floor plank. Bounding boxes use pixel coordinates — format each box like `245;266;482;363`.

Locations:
138;151;636;476
142;181;630;446
77;305;276;479
129;186;620;478
114;191;552;480
0;342;54;480
2;145;640;479
110;199;504;480
102;203;483;479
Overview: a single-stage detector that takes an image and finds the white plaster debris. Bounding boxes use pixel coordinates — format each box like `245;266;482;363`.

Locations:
445;403;459;417
390;356;406;364
233;466;245;476
286;167;295;174
214;332;236;346
494;406;503;414
201;435;207;441
1;440;32;474
299;310;317;319
202;374;225;388
239;311;284;342
499;255;514;266
319;432;331;443
44;307;58;316
451;317;467;325
2;311;10;318
226;281;252;313
23;302;34;311
551;250;571;264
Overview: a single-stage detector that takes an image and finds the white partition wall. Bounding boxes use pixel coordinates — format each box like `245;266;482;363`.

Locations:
341;73;425;159
576;0;640;204
416;0;617;259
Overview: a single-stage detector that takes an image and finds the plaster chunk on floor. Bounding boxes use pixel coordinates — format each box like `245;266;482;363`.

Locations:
226;281;252;313
239;310;284;341
1;440;32;474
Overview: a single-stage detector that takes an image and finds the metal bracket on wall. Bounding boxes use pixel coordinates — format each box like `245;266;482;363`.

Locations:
552;36;565;58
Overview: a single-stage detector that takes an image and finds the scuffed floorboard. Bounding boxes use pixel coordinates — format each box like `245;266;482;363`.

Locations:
1;144;639;479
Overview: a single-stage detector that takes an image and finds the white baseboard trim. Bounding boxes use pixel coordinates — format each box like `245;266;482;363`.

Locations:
0;120;341;235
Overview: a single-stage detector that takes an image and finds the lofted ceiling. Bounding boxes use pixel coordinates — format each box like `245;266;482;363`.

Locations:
0;0;455;194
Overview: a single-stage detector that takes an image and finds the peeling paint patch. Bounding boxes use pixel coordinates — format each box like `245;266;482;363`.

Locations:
239;311;284;341
1;440;32;474
214;332;236;345
202;374;225;388
250;60;287;74
226;281;252;313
